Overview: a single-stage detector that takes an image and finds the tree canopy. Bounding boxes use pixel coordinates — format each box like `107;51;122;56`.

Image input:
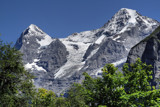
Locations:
67;58;160;107
0;41;35;106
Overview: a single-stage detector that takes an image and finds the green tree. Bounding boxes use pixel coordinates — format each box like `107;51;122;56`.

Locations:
55;97;68;107
32;88;70;107
32;88;56;107
67;83;88;107
68;64;126;107
68;58;160;107
121;58;160;106
0;41;35;106
100;64;127;106
123;58;153;94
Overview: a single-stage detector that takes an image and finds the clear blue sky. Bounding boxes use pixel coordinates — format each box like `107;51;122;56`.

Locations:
1;0;160;43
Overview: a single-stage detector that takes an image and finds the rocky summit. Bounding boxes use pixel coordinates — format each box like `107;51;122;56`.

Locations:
15;8;159;94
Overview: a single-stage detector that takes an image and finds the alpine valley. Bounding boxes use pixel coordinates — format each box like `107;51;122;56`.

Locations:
15;8;160;94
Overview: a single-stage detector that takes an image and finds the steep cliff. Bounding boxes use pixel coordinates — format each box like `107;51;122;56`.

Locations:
127;26;160;87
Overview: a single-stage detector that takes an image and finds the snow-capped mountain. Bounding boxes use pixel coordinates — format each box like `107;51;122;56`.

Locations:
15;8;159;94
97;8;158;49
15;24;52;74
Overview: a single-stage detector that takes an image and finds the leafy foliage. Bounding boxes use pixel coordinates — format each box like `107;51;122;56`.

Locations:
67;58;160;107
0;41;35;106
32;88;70;107
67;83;88;107
121;58;160;106
123;58;153;94
32;88;56;107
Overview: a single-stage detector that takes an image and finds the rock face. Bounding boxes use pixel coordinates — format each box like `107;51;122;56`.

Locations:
126;26;160;87
37;39;69;72
14;8;159;94
82;43;100;61
15;24;53;64
84;38;127;72
15;24;68;78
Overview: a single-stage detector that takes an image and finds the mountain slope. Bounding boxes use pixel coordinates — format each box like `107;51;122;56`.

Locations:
15;8;159;94
73;8;159;76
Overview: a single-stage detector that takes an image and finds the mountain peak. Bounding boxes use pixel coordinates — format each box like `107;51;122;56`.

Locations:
28;24;37;29
102;8;138;35
27;24;44;34
117;8;138;23
119;8;136;12
119;8;137;15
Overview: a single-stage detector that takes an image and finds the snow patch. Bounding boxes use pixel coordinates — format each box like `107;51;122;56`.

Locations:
67;30;99;43
25;58;46;72
113;35;121;41
29;24;44;34
34;59;40;62
95;35;106;44
94;58;127;76
25;62;47;72
87;47;99;60
125;8;137;24
118;25;130;34
36;35;53;47
117;40;121;42
112;58;127;66
95;68;103;76
118;9;138;34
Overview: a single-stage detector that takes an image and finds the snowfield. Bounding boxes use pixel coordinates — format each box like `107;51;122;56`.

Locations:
54;39;91;78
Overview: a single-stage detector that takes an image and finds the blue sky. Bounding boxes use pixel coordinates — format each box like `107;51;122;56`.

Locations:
1;0;160;43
